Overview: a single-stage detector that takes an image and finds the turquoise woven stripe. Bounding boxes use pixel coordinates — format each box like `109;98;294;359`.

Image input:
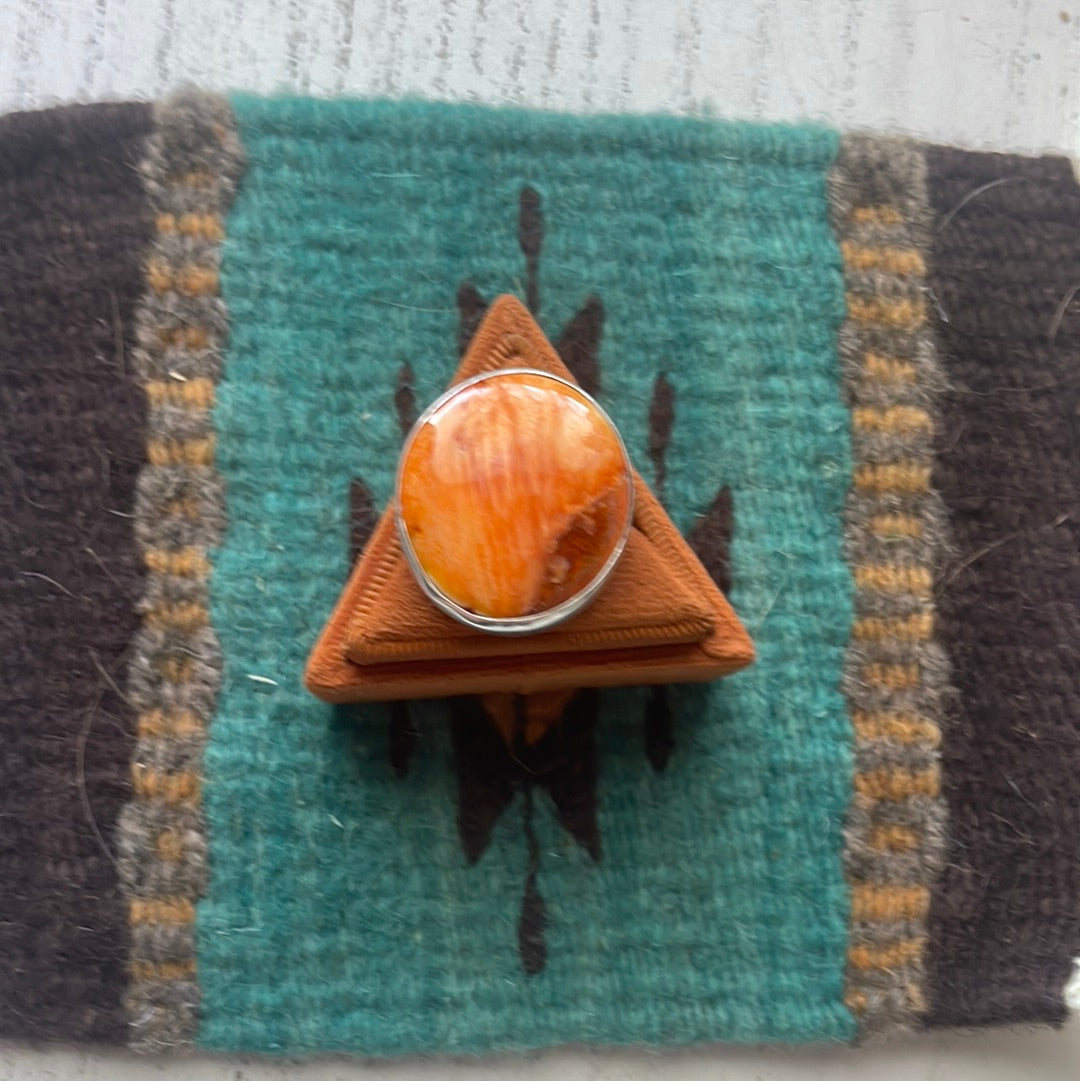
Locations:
198;96;854;1054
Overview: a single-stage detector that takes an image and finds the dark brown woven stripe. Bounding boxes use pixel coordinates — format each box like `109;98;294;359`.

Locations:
925;146;1080;1027
0;103;154;1042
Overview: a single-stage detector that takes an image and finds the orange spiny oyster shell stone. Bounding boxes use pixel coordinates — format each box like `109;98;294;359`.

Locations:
397;370;633;622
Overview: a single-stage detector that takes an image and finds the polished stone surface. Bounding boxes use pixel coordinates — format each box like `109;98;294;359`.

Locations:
397;370;632;621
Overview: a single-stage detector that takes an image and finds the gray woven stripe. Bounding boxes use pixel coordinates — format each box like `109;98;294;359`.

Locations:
828;135;950;1040
116;90;243;1053
116;805;208;896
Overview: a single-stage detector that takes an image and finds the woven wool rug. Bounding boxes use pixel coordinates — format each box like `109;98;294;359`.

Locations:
1;91;1078;1056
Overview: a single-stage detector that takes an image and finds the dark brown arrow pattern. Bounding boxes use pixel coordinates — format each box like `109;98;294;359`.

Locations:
345;184;736;973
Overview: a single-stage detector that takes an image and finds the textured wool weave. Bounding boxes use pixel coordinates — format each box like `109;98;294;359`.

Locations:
2;95;1080;1057
0;101;153;1042
195;95;856;1054
924;147;1080;1027
114;91;245;1052
828;136;948;1039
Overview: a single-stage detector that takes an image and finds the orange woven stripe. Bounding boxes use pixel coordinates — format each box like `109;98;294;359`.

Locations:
850;884;931;922
130;959;197;982
864;353;917;382
853;611;934;643
851;711;941;748
177;265;219;295
852;406;932;434
847;294;927;330
869;823;921;852
143;602;210;633
130;897;196;926
851;205;903;227
131;765;201;804
162;496;202;519
143;547;211;578
848;937;926;971
853;564;933;595
137;709;204;740
147;259;220;297
146;257;172;293
155;211;225;241
854;463;931;495
147;436;215;467
841;241;926;276
863;662;920;690
855;766;941;802
145;377;215;409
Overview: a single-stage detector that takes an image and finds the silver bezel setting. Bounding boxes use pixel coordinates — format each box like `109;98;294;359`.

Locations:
394;368;634;636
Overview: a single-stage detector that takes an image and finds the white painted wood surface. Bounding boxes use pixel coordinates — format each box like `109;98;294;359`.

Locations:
1;1;1078;1079
1;0;1079;154
2;1026;1080;1081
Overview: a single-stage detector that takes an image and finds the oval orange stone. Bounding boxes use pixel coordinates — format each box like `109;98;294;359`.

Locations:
397;370;633;625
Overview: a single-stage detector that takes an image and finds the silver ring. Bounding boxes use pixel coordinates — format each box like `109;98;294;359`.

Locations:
395;368;634;635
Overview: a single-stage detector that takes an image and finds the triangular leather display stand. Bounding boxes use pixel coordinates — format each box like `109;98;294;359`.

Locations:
305;296;754;702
